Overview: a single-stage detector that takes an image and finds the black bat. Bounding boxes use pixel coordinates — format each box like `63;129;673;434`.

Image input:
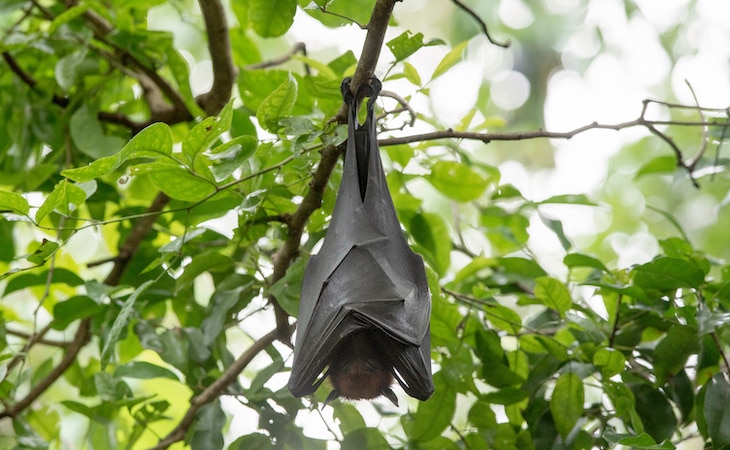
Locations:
287;77;434;406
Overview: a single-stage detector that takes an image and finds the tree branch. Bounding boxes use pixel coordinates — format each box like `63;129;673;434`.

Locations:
195;0;237;115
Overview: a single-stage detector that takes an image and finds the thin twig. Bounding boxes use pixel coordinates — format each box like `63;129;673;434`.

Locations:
380;89;417;126
244;42;310;75
685;79;709;169
451;0;510;48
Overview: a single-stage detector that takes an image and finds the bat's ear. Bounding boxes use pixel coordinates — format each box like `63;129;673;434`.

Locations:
382;387;399;407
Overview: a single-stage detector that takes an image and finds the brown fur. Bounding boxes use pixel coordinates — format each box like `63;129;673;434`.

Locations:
327;331;396;403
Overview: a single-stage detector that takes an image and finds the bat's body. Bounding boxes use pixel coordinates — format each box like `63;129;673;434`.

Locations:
288;77;434;405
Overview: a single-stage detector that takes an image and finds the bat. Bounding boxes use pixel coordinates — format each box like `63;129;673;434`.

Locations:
287;76;434;406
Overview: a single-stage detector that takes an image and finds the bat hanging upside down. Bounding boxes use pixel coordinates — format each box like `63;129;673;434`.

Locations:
287;77;434;406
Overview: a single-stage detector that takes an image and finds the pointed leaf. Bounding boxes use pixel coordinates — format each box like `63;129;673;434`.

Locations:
0;190;29;215
256;73;298;132
62;123;172;182
550;372;584;439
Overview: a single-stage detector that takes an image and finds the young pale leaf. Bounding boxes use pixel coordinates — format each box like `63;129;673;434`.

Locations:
386;30;445;62
256;73;298;132
249;0;296;37
182;100;235;165
27;239;60;265
635;155;677;179
550;372;584;439
431;40;468;81
0;190;29;215
402;62;422;86
427;161;490;202
62;123;172;182
593;347;626;378
534;277;571;316
133;162;216;202
36;180;86;223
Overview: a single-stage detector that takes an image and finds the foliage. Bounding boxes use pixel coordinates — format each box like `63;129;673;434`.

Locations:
1;0;730;449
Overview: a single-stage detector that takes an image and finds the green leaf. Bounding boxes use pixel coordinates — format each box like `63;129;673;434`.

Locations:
27;239;60;265
538;212;572;251
537;194;597;206
409;212;451;276
182;100;234;165
101;280;154;368
550;372;584;439
633;256;705;291
635;155;678;179
0;189;29;215
431;40;468;81
175;251;234;293
249;0;296;37
70;104;126;159
564;253;609;273
402;62;422;86
268;257;305;317
132;162;216;202
603;430;675;449
483;387;529;405
5;268;84;295
653;325;699;384
55;48;89;90
332;403;366;435
427;161;490;202
62;123;172;182
52;296;102;330
36;180;86;223
386;31;445;62
408;373;456;441
468;401;497;429
704;373;730;448
534;277;571;316
189;401;225;450
341;428;390;450
629;383;677;443
115;361;179;381
593;347;626;378
256;73;298;132
48;4;89;35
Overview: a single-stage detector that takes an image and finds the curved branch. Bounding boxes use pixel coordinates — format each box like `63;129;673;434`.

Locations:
451;0;510;48
195;0;237;115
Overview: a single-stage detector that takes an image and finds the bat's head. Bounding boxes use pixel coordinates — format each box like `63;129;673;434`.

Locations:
324;330;399;406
